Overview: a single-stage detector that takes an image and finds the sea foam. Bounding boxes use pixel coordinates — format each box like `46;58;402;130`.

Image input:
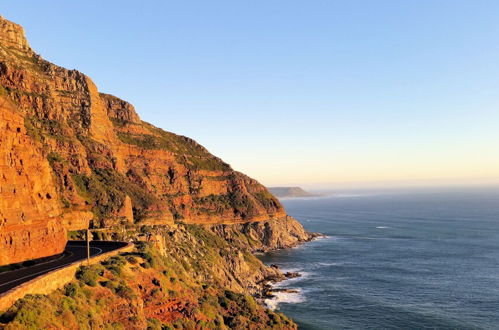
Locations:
264;268;311;310
265;289;306;310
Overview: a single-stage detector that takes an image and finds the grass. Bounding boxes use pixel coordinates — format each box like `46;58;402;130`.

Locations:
116;122;231;171
191;192;260;219
254;190;280;210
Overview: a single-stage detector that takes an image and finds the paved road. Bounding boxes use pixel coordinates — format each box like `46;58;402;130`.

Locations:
0;241;128;295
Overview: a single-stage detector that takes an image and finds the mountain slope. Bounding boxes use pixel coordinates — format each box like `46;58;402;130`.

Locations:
0;15;286;265
268;187;317;198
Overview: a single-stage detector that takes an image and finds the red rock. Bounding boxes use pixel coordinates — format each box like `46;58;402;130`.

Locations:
0;97;66;265
0;15;286;264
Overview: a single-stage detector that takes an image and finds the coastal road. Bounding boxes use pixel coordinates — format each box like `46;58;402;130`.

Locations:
0;241;128;295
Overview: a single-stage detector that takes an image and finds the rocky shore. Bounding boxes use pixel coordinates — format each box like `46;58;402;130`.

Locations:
1;220;318;329
210;215;322;252
260;268;302;302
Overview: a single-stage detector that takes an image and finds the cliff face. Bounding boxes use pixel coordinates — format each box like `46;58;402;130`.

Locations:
0;96;66;265
210;216;318;252
0;15;286;265
0;17;319;328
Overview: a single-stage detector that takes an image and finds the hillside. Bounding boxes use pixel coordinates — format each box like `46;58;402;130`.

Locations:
268;187;318;198
0;15;320;328
1;224;303;329
0;15;293;265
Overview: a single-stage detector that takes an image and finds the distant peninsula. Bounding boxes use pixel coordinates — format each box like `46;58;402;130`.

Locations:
268;187;319;198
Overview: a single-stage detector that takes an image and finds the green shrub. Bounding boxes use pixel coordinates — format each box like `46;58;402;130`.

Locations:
47;151;66;166
115;283;135;300
102;256;127;275
101;280;119;292
59;296;77;314
101;279;135;300
76;265;104;287
1;294;58;329
67;230;86;240
64;282;82;298
147;317;164;330
126;256;138;264
24;116;72;142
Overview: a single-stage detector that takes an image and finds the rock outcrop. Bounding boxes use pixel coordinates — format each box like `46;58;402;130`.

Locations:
0;15;288;265
210;216;319;252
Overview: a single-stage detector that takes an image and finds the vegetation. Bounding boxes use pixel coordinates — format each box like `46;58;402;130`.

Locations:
192;192;260;219
47;151;66;167
0;224;296;329
24;115;72;142
0;24;294;330
109;117;134;128
71;168;158;223
254;190;280;210
116;122;231;171
0;44;44;73
75;265;105;287
67;230;86;240
101;256;127;276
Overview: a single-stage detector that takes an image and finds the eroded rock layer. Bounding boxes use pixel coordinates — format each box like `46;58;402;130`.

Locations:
0;15;286;265
0;96;66;265
211;216;319;252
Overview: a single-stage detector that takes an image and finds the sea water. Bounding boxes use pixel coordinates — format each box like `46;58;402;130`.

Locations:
259;187;499;329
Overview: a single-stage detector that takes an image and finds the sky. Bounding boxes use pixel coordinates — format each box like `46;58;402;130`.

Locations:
2;1;499;188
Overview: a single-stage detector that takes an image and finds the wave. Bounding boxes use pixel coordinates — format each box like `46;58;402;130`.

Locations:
264;268;312;310
264;289;306;310
315;262;342;267
310;235;335;241
376;226;391;229
276;270;313;285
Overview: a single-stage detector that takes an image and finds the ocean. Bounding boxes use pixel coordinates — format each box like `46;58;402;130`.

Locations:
259;187;499;329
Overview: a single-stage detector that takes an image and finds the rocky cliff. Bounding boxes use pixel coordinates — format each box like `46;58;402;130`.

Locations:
210;216;318;252
0;15;288;265
0;96;66;265
0;15;320;328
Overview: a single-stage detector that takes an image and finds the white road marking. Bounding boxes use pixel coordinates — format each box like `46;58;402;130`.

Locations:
0;246;104;288
0;251;69;276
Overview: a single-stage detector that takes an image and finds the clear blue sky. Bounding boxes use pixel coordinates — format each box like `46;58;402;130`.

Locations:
2;1;499;187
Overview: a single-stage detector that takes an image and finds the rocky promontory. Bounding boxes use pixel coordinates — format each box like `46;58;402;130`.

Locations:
0;15;317;329
268;187;320;198
0;15;287;266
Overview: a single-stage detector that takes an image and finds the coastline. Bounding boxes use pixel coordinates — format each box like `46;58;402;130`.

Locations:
256;234;326;311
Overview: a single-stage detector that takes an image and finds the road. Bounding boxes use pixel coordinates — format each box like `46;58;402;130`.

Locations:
0;241;128;295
